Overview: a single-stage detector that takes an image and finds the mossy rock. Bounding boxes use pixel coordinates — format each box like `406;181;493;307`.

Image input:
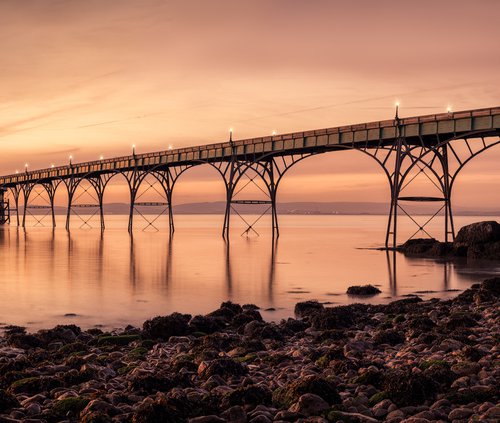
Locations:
97;334;141;346
128;347;148;359
419;359;449;370
445;387;496;405
50;397;90;418
234;354;257;363
393;314;406;323
273;375;340;408
382;369;436;406
369;391;389;406
10;376;61;394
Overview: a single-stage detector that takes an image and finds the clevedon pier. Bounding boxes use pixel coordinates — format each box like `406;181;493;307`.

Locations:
0;106;499;247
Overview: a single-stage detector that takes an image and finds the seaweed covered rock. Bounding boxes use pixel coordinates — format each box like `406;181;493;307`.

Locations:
309;305;357;330
222;385;272;409
382;368;436;406
372;328;405;346
346;285;381;296
142;312;191;340
294;300;324;318
273;375;340;408
198;358;247;380
189;315;226;334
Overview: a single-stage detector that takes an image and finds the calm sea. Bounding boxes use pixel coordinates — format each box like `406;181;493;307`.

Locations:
0;214;499;331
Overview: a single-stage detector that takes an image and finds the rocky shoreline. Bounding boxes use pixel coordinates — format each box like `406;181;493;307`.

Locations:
0;279;498;423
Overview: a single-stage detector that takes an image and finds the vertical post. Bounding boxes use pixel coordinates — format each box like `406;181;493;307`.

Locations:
441;144;455;243
66;189;73;230
386;107;404;248
268;160;279;239
128;187;136;233
223;132;236;240
0;188;8;225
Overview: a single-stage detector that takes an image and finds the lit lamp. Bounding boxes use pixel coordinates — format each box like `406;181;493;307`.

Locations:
168;145;173;150
25;163;28;173
395;101;400;119
51;164;55;168
132;144;136;156
99;155;104;160
15;170;19;174
69;155;73;166
229;128;233;142
447;106;452;114
272;130;277;136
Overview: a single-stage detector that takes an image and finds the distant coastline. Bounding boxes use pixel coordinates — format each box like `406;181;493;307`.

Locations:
18;201;500;216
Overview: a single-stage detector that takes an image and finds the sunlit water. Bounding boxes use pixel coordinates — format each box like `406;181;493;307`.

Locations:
0;214;499;331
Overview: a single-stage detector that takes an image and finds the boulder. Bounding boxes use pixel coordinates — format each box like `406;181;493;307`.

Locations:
289;393;329;416
142;312;191;340
294;301;324;318
346;285;381;296
455;221;500;244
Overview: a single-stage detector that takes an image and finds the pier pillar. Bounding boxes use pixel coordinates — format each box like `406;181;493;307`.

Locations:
0;188;9;224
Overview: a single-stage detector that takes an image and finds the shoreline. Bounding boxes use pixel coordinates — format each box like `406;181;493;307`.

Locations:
0;279;498;422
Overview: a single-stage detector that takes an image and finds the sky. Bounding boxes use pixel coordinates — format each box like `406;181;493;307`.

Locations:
1;0;499;208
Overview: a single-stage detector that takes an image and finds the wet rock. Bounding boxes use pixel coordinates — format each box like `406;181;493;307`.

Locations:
398;238;449;257
383;369;436;407
309;305;356;330
346;285;381;296
142;312;191;340
188;416;226;423
326;410;379;422
273;375;340;408
0;389;19;413
372;329;405;346
289;393;329;416
455;221;500;244
222;385;272;409
294;301;324;318
189;315;227;334
198;358;247;380
220;405;247;423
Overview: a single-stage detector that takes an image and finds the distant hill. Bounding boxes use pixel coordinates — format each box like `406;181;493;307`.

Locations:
17;201;500;216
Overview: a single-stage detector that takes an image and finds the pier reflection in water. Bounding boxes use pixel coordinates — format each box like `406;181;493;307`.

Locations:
0;215;499;331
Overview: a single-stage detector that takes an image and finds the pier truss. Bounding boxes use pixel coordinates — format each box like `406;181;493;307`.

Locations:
1;107;499;247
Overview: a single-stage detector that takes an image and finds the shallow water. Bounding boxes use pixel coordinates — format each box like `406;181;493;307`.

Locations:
0;214;499;330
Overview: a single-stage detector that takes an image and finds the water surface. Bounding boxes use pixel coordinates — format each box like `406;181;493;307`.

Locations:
0;214;499;330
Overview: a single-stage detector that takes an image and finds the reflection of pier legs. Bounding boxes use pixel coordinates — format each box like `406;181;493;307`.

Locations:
386;249;397;296
224;235;278;303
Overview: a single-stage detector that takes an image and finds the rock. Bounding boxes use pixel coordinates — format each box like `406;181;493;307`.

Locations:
372;329;405;346
326;410;379;422
220;405;247;423
142;312;191;339
399;238;449;257
346;285;381;296
198;358;247;380
451;361;481;377
383;369;436;407
0;389;20;413
448;407;474;420
455;221;500;244
273;375;340;408
289;393;329;416
188;417;226;423
222;385;272;408
81;399;121;416
189;315;226;334
294;301;324;318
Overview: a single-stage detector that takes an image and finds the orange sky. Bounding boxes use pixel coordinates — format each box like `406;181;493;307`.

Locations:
1;0;499;208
